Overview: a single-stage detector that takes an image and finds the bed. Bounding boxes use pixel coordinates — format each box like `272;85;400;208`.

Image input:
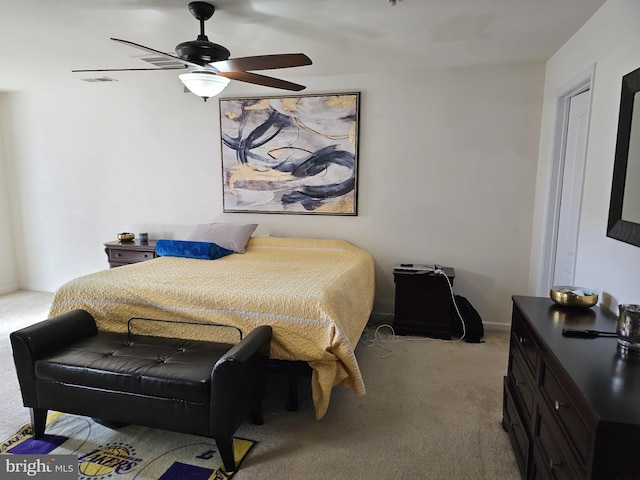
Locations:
48;235;375;419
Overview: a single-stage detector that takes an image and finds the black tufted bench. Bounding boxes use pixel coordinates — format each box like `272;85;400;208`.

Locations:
10;309;272;473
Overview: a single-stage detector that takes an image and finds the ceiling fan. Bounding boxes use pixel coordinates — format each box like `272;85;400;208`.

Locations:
73;1;312;101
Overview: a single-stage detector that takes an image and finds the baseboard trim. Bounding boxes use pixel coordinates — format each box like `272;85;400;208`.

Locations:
0;285;19;296
18;283;54;293
483;321;511;331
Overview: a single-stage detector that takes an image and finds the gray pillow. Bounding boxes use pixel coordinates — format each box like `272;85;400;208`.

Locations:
185;223;258;253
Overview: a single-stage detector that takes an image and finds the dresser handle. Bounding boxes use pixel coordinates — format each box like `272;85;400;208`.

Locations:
116;253;121;257
554;400;567;411
515;380;525;386
518;336;527;345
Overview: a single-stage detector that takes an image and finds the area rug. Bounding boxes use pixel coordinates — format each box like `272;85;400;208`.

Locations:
0;412;256;479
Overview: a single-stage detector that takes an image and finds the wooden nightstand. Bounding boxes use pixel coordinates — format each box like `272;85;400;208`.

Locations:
393;266;455;339
104;240;157;268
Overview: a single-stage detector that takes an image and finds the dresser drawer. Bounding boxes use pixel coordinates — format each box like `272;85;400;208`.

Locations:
509;346;535;427
534;404;580;480
504;376;531;478
539;359;591;468
511;308;540;378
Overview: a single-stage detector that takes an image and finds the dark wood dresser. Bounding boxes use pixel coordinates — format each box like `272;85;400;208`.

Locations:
393;266;455;339
504;295;640;479
104;240;157;268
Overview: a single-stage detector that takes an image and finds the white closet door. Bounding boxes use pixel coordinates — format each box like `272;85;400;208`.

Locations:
553;89;590;287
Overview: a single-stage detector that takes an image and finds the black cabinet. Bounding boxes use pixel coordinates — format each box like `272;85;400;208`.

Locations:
393;267;455;339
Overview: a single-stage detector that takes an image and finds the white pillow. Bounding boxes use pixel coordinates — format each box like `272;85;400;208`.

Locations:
185;223;258;253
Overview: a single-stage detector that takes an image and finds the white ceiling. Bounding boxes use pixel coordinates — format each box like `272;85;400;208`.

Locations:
0;0;606;92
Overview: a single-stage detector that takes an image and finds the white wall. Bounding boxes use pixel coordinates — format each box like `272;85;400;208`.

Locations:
3;63;545;327
0;94;18;294
530;0;640;311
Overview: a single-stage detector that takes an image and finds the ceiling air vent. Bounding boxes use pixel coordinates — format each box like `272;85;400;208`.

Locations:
81;77;117;83
137;55;185;69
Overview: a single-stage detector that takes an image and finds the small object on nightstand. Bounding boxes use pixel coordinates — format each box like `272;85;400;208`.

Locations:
117;232;135;242
394;263;435;273
139;232;149;243
393;265;455;339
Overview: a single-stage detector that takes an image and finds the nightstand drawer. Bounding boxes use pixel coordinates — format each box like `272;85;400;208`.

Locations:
104;240;157;268
396;301;444;323
394;315;451;329
109;249;154;263
394;280;449;294
395;289;450;307
393;321;452;339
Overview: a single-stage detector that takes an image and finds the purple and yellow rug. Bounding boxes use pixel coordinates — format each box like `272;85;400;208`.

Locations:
0;412;255;479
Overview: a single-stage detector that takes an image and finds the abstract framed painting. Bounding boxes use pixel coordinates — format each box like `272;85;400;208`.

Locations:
219;92;360;215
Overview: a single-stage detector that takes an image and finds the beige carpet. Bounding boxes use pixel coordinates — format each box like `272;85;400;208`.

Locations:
0;290;520;479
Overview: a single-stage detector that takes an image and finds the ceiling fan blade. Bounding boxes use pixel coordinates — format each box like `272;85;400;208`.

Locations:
72;67;186;72
110;37;202;68
212;53;312;72
218;71;306;91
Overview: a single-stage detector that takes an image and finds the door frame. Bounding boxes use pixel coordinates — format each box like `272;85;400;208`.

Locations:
539;64;595;294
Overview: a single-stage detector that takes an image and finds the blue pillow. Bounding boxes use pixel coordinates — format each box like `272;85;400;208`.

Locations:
155;239;233;260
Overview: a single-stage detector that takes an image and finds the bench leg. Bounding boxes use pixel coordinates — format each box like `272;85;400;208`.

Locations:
251;402;264;425
286;372;299;411
30;408;47;439
215;436;236;472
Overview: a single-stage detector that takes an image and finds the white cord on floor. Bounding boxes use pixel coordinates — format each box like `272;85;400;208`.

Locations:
362;267;467;358
434;268;466;341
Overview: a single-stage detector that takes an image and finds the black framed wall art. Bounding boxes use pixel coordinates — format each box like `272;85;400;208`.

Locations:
219;92;360;215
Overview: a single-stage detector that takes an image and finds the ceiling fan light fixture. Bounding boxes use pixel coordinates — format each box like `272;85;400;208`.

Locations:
179;71;229;101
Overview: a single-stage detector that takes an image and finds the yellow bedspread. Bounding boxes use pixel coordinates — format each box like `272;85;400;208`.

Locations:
49;236;375;419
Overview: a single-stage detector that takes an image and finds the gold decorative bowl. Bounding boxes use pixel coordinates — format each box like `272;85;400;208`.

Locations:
117;232;135;242
550;286;598;308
